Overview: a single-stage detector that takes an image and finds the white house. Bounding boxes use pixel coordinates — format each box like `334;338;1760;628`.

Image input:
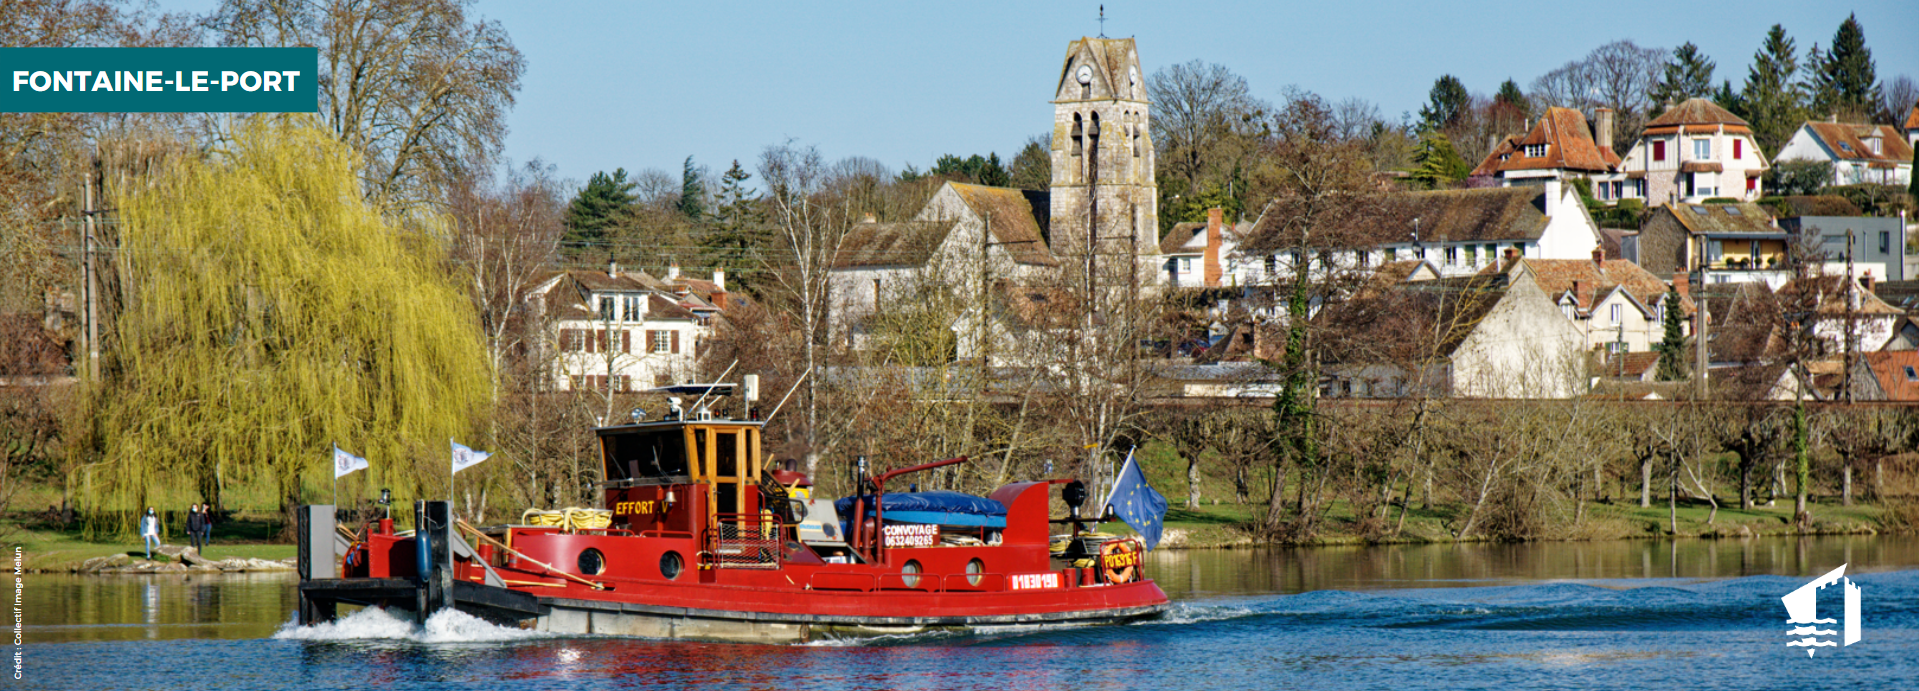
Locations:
1158;207;1248;288
533;267;706;393
1596;98;1770;204
1231;181;1602;284
1775;120;1914;187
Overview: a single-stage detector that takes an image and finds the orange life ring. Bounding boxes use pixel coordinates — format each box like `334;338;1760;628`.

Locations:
1098;538;1142;584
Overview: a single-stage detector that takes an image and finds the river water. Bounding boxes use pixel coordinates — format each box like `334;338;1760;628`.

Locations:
18;535;1918;690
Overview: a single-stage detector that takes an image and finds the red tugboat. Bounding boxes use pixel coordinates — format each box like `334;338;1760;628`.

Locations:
296;388;1168;643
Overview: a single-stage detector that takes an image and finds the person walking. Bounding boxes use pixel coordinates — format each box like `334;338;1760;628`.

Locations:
186;504;204;552
139;508;161;560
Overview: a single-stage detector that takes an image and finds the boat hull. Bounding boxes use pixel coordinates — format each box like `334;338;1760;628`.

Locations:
530;592;1168;643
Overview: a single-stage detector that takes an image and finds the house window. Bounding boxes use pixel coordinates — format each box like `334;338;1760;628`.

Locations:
1609;304;1621;323
1445;246;1458;265
1354;249;1369;267
1179;256;1193;276
622;296;642;321
1290;251;1304;270
1525;144;1546;158
1264;255;1277;276
1867;137;1881;155
1733;139;1743;159
651;330;672;354
563;329;584;353
1692;139;1710;159
598;297;614;321
1606;342;1625;354
1907;366;1917;382
1839;142;1852;153
1652;140;1666;161
1413;246;1426;260
1485;243;1497;262
1467;246;1478;266
1881;231;1891;254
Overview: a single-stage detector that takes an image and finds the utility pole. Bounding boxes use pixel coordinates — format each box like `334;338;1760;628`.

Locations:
83;163;99;380
1694;295;1708;400
1843;230;1856;404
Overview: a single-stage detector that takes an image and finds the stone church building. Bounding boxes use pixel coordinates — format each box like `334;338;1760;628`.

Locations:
829;37;1161;352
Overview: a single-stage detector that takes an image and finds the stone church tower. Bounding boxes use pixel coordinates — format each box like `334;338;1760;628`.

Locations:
1049;37;1158;279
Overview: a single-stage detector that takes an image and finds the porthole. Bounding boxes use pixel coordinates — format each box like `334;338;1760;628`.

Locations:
577;548;606;576
660;551;684;581
966;558;984;586
901;560;922;588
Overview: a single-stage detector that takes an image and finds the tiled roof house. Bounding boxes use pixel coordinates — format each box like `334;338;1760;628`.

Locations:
1597;98;1769;204
1775;119;1914;187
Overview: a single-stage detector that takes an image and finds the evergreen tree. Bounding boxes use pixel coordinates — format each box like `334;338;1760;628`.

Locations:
563;168;637;250
1810;13;1881;120
1409;131;1469;188
1008;139;1051;190
929;153;1010;186
1742;24;1807;156
705;160;765;282
678;156;706;220
1651;42;1716;114
1712;80;1745;116
1418;74;1470;132
1655;288;1690;381
1495;78;1530;119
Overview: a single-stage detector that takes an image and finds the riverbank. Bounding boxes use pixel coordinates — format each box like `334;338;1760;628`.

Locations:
1147;497;1898;548
5;497;1899;572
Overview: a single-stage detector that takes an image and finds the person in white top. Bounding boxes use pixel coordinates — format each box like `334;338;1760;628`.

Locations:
140;507;161;560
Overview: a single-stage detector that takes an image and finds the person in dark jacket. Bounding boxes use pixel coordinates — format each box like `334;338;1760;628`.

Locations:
186;505;204;551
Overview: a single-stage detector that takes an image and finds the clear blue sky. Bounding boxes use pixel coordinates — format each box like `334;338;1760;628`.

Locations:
179;1;1919;188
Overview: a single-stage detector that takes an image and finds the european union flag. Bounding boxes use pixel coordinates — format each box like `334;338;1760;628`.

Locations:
1106;449;1167;550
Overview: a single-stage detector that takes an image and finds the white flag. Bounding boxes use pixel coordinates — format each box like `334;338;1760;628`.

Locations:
451;439;492;475
332;444;369;479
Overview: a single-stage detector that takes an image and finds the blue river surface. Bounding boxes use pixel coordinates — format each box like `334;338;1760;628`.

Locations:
17;539;1918;691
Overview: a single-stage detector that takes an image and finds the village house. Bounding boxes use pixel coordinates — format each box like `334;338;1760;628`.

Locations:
1470;106;1620;188
1232;182;1603;284
1158;207;1250;288
1596;98;1769;204
1633;201;1793;288
530;266;707;393
1315;267;1588;399
1484;253;1692;356
1774;119;1914;187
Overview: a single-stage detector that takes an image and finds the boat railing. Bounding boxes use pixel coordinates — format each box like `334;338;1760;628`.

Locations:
807;571;1011;593
702;513;782;570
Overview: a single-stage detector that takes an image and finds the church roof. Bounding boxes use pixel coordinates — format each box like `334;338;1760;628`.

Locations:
1056;37;1144;103
948;183;1059;267
832;220;959;268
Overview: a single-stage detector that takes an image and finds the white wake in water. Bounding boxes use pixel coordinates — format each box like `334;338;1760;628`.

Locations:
273;607;552;643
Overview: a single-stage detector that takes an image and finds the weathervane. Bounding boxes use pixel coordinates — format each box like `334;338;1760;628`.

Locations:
1098;5;1106;38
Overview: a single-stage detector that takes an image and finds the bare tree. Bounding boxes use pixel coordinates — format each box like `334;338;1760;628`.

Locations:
1530;40;1665;155
759;141;856;477
1148;60;1269;207
1880;75;1916;125
209;0;526;208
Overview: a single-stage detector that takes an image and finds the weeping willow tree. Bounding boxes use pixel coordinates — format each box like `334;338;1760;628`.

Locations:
96;120;489;527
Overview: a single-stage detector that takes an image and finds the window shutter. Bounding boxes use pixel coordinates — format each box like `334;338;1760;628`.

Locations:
584;329;596;353
671;330;681;354
1733;139;1742;159
622;330;631;353
646;330;658;352
560;329;574;352
1653;140;1665;161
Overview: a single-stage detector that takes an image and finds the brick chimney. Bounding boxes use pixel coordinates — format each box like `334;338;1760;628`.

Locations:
1204;207;1224;288
667;263;680;281
711;269;728;311
1595;108;1614;153
1503;247;1519;270
1572;279;1587;308
1861;269;1875;293
1672;271;1689;301
1592;246;1605;267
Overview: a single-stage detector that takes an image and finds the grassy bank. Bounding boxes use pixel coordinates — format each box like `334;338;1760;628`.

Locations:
4;514;297;571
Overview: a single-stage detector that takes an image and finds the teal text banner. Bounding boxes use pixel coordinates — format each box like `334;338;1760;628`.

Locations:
2;47;318;113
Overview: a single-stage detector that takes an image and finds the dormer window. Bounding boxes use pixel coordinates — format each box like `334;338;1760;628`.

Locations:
1499;153;1510;162
1839;141;1853;153
1866;136;1882;155
1525;144;1546;158
598;296;614;321
622;295;642;321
